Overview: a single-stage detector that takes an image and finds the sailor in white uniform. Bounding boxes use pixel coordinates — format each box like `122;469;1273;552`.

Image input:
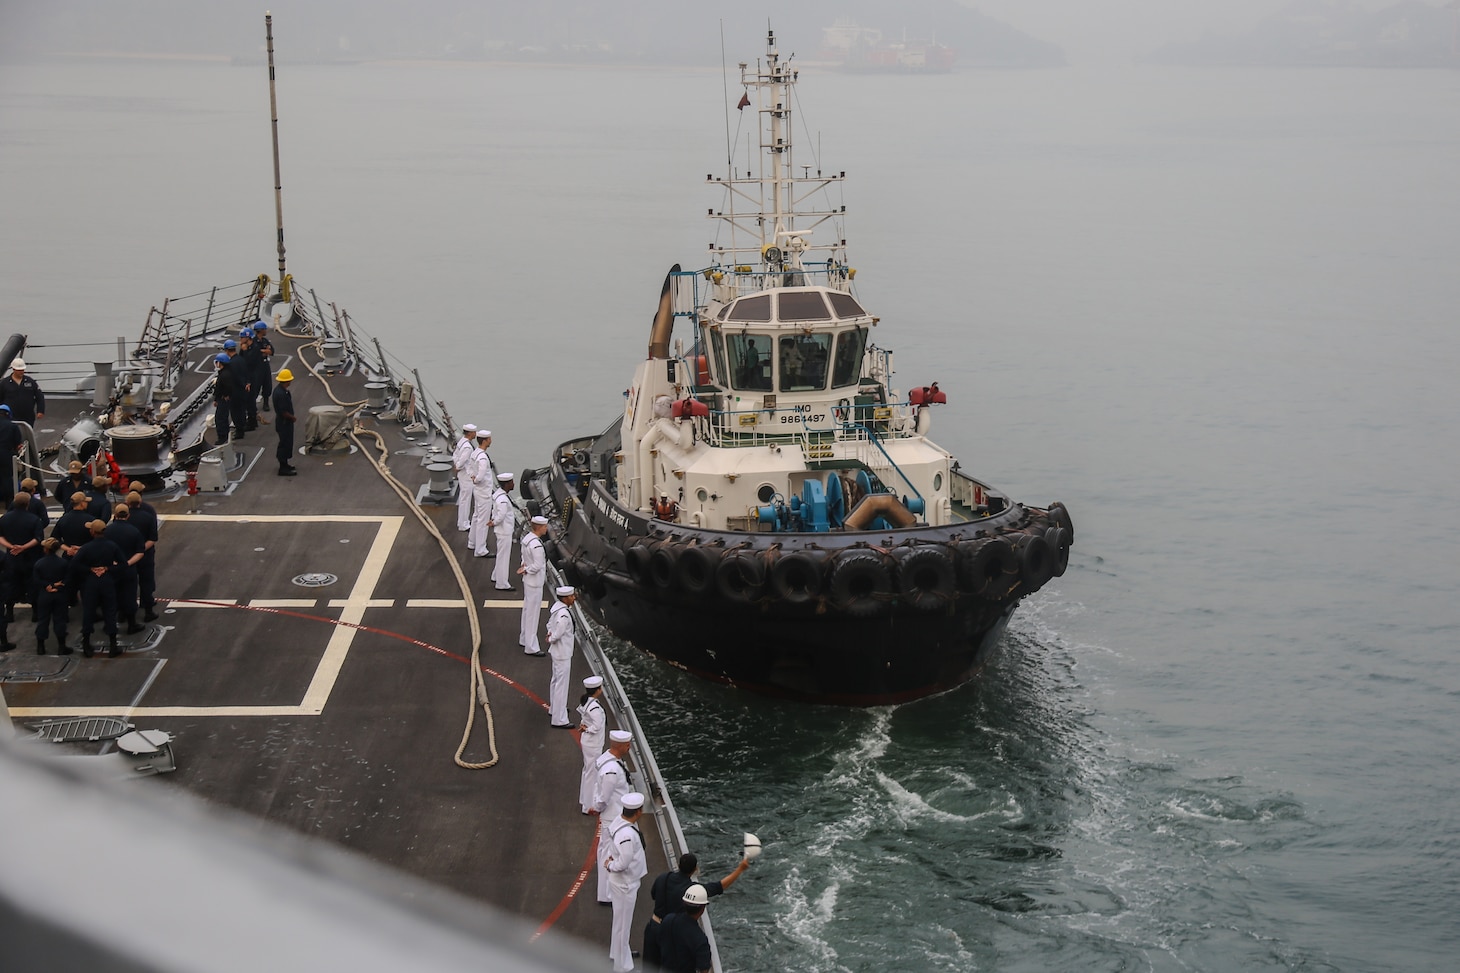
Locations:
547;585;578;728
488;473;516;590
593;729;633;904
467;429;495;557
517;515;549;654
452;422;477;532
578;675;607;813
605;792;649;973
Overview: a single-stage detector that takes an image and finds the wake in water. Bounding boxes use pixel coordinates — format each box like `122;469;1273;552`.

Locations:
615;583;1335;972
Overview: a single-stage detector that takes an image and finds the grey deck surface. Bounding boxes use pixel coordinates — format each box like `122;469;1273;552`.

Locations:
3;326;664;954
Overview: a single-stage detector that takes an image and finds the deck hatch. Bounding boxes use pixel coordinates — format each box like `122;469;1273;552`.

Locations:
30;716;134;743
292;572;339;587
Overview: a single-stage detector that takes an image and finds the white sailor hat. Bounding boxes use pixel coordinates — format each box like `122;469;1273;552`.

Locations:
476;428;491;438
609;730;631;744
531;515;549;526
497;472;514;482
555;585;576;597
463;423;477;432
621;792;645;810
583;675;603;689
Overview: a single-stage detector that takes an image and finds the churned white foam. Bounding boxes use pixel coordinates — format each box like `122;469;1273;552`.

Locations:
877;771;1023;826
776;863;847;971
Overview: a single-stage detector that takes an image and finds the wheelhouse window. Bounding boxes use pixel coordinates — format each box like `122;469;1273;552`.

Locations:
727;334;772;390
778;333;833;392
726;295;773;322
831;328;866;388
827;292;866;318
777;291;832;321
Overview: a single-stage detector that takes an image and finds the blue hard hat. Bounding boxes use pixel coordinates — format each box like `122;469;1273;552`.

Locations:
254;320;269;330
223;339;237;350
0;404;9;412
239;328;254;339
215;353;230;364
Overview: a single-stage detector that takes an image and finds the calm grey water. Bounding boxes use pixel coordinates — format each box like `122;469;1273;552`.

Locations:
3;51;1458;973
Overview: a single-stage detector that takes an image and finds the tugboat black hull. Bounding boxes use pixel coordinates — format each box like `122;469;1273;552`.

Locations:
523;441;1072;705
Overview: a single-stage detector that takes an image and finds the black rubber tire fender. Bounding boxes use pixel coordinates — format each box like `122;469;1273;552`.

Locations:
716;549;766;604
1046;501;1074;545
1044;526;1070;578
894;545;957;612
826;548;893;617
623;538;653;581
677;544;718;596
769;550;824;605
960;537;1018;598
647;540;680;589
1015;532;1054;589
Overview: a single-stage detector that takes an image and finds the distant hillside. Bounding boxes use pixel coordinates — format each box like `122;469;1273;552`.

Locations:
1;0;1065;68
1146;0;1460;67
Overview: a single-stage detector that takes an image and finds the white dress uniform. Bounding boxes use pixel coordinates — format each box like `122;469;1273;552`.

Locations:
467;447;494;556
488;484;516;590
578;694;606;813
452;432;475;532
519;527;547;653
546;594;575;726
594;747;630;902
605;807;648;973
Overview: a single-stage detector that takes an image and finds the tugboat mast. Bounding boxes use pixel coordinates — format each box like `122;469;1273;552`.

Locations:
265;12;287;292
710;29;848;283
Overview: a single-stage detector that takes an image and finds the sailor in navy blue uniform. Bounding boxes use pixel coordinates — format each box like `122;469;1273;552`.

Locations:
102;503;146;634
0;404;25;507
517;515;549;654
33;537;70;655
0;493;43;646
21;478;49;527
272;368;297;475
547;586;577;727
125;491;160;621
51;492;94;557
58;461;90;506
212;352;235;444
606;792;649;973
85;475;112;522
237;329;263;431
71;519;122;656
656;884;714;973
642;853;749;967
252;320;275;413
0;357;44;425
223;339;251;439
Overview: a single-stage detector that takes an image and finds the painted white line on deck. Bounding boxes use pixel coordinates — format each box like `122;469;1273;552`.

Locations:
167;599;239;608
482;600;548;609
326;598;395;609
405;599;467;608
249;599;320;608
302;517;402;714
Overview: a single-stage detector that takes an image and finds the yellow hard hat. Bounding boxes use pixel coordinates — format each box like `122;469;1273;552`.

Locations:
276;368;294;382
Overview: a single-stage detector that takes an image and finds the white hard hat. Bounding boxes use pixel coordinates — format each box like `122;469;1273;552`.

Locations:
9;358;24;370
682;884;709;907
743;833;762;860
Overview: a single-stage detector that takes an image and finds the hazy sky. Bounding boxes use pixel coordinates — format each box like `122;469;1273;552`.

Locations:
965;0;1406;61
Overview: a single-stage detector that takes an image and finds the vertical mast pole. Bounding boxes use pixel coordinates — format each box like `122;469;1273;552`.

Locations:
265;12;287;294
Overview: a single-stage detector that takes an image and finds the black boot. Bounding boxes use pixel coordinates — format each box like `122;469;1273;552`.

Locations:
126;613;144;635
108;634;121;658
36;637;45;655
58;639;73;656
143;607;159;622
82;635;94;658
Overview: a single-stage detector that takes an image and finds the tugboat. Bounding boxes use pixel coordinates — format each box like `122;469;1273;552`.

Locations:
523;31;1074;705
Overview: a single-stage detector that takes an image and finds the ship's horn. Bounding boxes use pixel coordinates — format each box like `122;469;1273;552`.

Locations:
646;264;681;360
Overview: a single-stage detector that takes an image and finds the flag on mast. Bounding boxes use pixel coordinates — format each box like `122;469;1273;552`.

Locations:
736;91;751;111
